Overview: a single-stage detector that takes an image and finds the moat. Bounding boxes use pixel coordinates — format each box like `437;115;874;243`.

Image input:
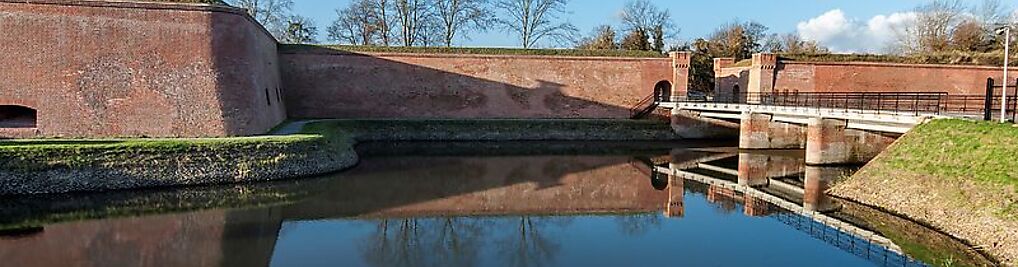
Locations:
0;141;993;267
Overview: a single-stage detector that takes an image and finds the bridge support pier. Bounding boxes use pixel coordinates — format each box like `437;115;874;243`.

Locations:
737;153;769;186
805;118;898;165
671;110;739;139
803;166;842;212
665;174;684;218
739;112;806;150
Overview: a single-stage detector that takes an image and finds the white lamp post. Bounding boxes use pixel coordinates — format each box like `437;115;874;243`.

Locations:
998;25;1013;123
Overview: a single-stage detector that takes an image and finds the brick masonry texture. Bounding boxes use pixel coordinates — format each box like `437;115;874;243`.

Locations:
280;49;681;119
0;0;285;138
717;54;1018;95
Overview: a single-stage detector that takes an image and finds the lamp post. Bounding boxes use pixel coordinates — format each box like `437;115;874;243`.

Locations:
997;25;1013;123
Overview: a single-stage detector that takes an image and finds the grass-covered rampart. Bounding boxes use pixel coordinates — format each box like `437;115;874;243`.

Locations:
830;119;1018;265
279;44;669;58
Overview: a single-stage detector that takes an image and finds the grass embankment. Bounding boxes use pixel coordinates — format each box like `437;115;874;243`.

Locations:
830;119;1018;265
279;44;669;58
781;51;1018;67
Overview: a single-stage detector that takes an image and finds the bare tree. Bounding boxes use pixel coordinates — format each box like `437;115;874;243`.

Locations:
494;0;578;48
231;0;294;39
895;0;966;54
764;33;829;54
575;25;618;50
371;0;395;46
434;0;495;47
281;15;318;44
393;0;432;46
619;0;674;51
328;0;379;45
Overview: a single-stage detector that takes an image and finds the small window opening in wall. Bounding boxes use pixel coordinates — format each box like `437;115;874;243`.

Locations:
276;88;282;103
0;105;37;128
265;88;272;106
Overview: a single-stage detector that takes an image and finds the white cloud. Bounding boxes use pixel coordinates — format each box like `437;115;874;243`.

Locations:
796;9;916;54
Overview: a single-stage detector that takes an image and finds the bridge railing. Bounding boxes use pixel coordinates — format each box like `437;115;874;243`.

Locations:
673;91;1018;119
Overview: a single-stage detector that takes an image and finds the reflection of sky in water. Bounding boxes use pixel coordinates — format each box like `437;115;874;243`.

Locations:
270;193;879;267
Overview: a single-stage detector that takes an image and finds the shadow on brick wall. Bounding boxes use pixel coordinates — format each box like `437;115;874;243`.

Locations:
280;47;668;120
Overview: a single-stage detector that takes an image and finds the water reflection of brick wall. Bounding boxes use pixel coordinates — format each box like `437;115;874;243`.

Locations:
284;156;670;219
0;209;283;267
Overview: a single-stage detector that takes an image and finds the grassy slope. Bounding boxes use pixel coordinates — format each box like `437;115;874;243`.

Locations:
875;119;1018;219
831;119;1018;265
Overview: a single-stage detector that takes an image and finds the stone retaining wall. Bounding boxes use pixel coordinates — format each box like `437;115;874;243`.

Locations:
0;137;356;195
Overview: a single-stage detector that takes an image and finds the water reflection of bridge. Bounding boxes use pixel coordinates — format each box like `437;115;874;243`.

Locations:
652;151;906;256
0;145;929;267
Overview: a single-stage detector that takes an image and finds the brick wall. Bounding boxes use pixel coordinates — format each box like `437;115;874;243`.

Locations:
280;48;684;119
0;0;285;138
782;62;1016;95
717;53;1018;96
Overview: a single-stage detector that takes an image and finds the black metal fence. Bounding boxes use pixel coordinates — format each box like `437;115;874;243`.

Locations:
674;91;1018;119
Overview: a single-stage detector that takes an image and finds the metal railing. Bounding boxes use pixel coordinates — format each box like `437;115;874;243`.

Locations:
672;91;1018;119
629;94;659;119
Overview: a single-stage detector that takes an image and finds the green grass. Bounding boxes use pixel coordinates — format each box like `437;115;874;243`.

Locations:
883;119;1018;188
279;44;669;58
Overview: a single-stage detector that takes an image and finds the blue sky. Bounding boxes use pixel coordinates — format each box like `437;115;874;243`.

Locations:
292;0;1005;52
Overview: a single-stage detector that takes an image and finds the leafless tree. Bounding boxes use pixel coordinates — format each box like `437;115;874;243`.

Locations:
327;0;379;45
895;0;967;54
575;25;618;50
763;33;829;54
230;0;294;39
494;0;578;48
393;0;433;46
371;0;395;46
281;15;317;44
618;0;674;51
433;0;495;47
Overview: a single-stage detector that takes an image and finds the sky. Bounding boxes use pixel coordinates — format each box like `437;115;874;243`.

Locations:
291;0;1015;53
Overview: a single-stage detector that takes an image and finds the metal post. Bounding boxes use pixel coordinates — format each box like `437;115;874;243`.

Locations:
986;78;995;121
1003;27;1011;123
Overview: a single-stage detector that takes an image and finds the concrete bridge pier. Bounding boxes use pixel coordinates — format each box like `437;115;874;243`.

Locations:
739;112;806;150
736;153;769;186
803;166;841;212
805;118;898;165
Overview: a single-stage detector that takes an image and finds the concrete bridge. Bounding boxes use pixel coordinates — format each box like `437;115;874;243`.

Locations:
657;91;1007;165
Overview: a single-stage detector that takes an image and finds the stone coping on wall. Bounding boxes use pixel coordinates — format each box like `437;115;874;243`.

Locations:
280;48;675;62
0;0;276;43
778;60;1018;71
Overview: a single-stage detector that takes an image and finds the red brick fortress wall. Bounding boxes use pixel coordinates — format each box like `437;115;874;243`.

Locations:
715;53;1018;96
280;49;686;119
0;0;285;138
775;62;1016;95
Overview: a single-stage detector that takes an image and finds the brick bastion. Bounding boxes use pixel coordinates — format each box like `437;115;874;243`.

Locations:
0;0;286;138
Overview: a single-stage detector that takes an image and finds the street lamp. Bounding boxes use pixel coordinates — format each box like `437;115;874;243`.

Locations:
996;25;1013;123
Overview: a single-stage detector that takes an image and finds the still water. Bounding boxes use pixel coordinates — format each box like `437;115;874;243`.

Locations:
0;141;994;267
